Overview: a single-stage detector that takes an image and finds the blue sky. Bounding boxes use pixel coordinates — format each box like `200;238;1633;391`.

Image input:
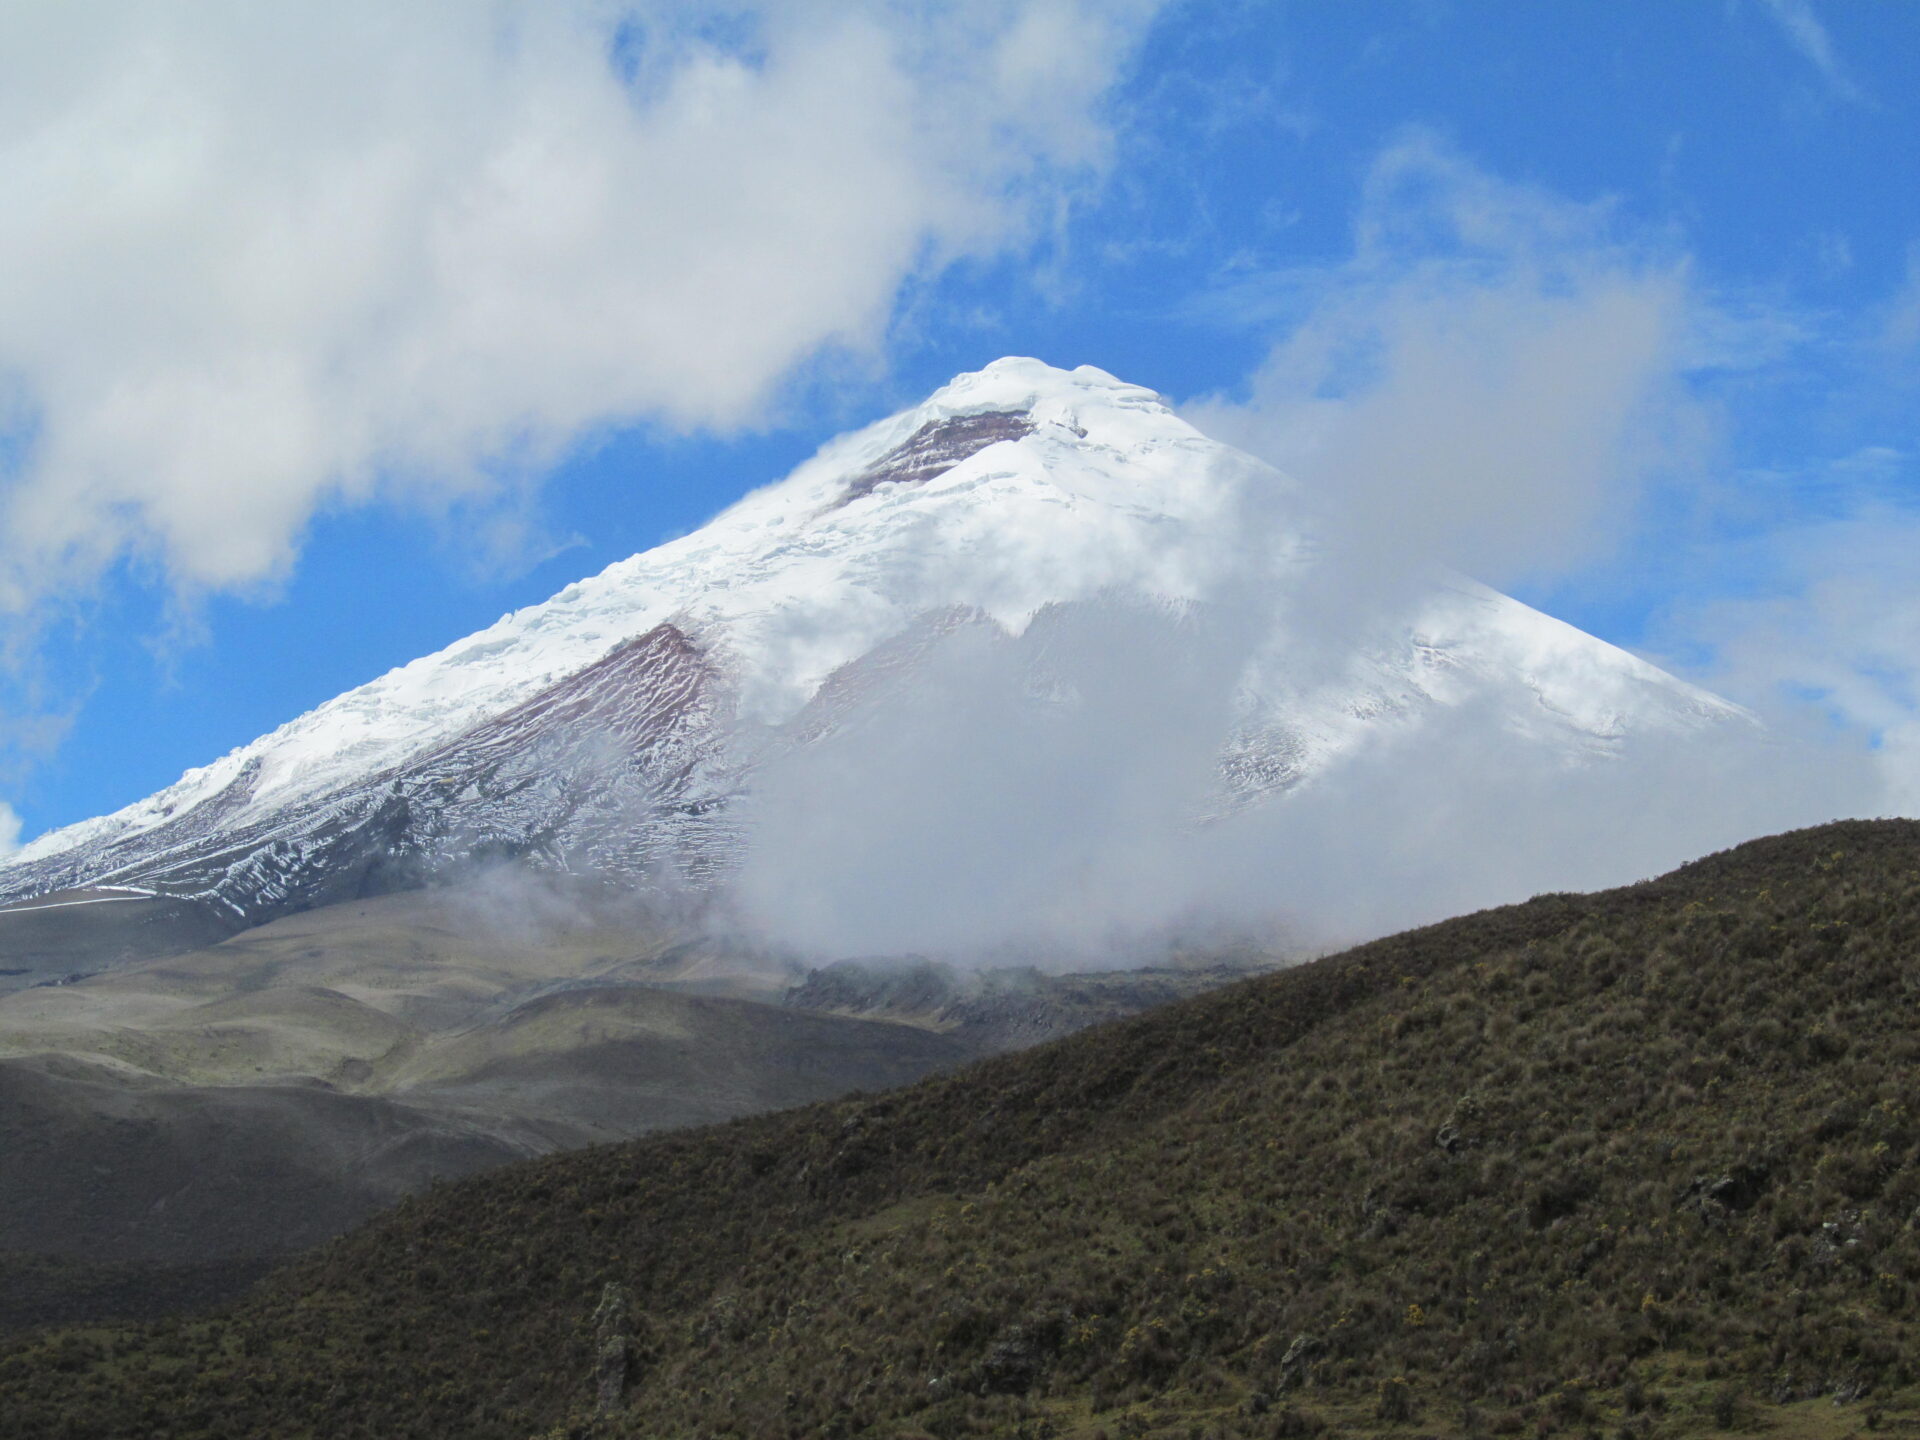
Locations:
2;0;1918;849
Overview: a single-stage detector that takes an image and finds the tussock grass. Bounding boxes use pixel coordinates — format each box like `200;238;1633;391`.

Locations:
6;819;1920;1439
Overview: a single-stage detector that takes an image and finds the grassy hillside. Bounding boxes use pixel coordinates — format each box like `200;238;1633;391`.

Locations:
0;885;1247;1335
5;819;1920;1438
0;889;239;993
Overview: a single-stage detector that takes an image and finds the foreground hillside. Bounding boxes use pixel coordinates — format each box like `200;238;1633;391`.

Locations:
5;819;1920;1438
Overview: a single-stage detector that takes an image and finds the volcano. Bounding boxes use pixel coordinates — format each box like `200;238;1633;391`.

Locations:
0;358;1739;974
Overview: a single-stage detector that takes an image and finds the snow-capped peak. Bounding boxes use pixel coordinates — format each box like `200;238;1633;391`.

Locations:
3;357;1739;914
6;360;1166;868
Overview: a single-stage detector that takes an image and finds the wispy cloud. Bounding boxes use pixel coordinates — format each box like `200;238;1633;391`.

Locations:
1887;245;1920;352
1659;492;1920;809
1758;0;1866;103
1185;132;1706;596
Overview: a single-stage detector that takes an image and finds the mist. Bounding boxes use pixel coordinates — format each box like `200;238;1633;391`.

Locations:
729;597;1244;961
724;582;1882;965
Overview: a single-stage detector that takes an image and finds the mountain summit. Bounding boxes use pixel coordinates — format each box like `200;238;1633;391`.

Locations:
0;359;1738;960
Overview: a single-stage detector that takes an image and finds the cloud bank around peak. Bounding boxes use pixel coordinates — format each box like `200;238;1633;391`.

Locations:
0;0;1160;616
728;591;1877;966
726;140;1894;965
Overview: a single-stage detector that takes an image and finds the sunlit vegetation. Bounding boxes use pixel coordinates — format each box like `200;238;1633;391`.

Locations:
5;819;1920;1438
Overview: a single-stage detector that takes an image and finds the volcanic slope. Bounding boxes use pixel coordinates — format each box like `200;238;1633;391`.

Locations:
7;820;1920;1439
0;358;1741;953
0;887;964;1332
0;883;1251;1332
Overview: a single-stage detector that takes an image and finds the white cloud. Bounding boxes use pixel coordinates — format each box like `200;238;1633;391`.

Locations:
0;801;20;860
732;597;1247;960
0;0;1160;616
1185;134;1705;604
730;591;1874;963
1192;691;1870;949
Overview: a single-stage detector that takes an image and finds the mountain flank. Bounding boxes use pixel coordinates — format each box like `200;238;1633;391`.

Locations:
0;889;238;993
0;884;1256;1333
5;818;1919;1438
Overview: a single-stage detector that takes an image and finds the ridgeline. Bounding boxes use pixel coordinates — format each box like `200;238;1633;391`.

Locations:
5;819;1920;1438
